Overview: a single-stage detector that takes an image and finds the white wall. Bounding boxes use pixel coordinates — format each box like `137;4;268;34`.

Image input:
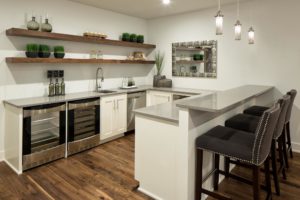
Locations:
147;0;300;150
0;0;152;159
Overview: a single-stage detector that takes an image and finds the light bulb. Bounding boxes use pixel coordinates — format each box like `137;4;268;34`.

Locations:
215;11;224;35
248;27;255;44
234;20;242;40
162;0;170;5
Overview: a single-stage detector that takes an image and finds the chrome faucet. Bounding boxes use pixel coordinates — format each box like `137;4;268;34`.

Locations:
96;67;104;92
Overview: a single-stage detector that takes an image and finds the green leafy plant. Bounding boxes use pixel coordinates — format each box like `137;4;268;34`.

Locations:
130;34;137;42
26;44;39;52
54;46;65;53
39;44;50;52
122;33;130;41
155;51;165;75
137;35;144;43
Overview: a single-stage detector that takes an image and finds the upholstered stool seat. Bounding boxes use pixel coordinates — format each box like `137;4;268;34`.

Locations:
225;114;259;133
244;106;269;116
195;104;281;200
196;126;255;162
224;95;291;196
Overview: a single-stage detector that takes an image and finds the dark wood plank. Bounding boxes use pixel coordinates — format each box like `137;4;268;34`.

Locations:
1;134;300;200
6;57;155;65
0;134;153;200
6;28;156;49
208;153;300;200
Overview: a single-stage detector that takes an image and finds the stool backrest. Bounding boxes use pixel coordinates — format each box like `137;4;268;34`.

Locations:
252;103;281;166
273;95;291;139
286;89;297;123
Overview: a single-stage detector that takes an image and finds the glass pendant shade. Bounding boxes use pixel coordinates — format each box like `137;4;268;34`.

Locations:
248;27;255;44
234;20;242;40
215;11;224;35
162;0;170;5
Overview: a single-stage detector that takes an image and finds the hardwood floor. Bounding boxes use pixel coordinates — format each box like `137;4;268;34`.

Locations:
0;134;153;200
0;134;300;200
208;153;300;200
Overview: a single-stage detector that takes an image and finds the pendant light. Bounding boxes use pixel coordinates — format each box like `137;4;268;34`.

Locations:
234;0;242;40
162;0;170;5
248;26;255;44
215;0;224;35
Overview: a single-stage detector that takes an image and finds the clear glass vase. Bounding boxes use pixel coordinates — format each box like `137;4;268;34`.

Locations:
41;19;52;32
27;16;40;31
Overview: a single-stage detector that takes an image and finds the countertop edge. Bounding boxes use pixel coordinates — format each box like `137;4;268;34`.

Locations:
176;85;274;112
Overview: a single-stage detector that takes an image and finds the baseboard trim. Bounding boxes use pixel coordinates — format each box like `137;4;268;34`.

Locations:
4;159;22;175
138;187;164;200
0;151;4;162
291;142;300;153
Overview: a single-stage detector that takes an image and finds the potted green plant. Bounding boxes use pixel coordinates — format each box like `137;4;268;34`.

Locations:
38;44;51;58
130;34;137;42
153;51;165;87
25;44;39;58
193;53;204;61
122;33;130;42
137;35;144;43
54;46;65;58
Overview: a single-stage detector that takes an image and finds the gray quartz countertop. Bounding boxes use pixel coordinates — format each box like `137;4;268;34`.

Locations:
134;85;273;123
3;85;205;108
134;90;213;124
176;85;273;112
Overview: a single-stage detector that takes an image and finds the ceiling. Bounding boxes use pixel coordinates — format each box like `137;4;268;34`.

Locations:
68;0;251;19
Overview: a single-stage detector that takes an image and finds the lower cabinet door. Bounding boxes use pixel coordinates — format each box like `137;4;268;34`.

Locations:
147;91;172;106
100;97;114;140
113;95;127;134
100;94;127;140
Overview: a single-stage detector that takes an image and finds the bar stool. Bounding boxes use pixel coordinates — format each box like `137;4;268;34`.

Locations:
195;104;281;200
244;90;297;160
225;95;291;196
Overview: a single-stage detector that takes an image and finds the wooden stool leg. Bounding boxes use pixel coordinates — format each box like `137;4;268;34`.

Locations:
214;154;220;191
271;140;280;196
264;157;272;200
282;129;289;169
195;149;203;200
253;166;261;200
286;122;293;158
224;157;230;178
278;136;287;180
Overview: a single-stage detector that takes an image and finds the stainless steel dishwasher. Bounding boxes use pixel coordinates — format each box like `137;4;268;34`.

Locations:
127;91;146;131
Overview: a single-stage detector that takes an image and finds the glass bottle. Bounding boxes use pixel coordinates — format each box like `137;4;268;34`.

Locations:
49;78;55;97
41;18;52;32
27;16;40;31
61;78;65;95
55;78;60;96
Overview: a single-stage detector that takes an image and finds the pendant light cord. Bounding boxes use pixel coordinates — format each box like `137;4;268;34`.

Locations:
237;0;240;19
218;0;221;11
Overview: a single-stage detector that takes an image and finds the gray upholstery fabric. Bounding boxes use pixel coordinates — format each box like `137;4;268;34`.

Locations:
244;106;268;116
226;96;290;140
225;114;259;133
196;126;255;162
252;104;281;165
196;104;281;166
286;90;297;123
273;95;290;139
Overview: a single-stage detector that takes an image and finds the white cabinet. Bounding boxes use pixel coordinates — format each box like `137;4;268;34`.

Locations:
147;91;172;106
100;94;127;140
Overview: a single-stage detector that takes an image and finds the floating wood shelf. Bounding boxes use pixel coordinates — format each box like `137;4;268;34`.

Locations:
6;57;155;64
6;28;156;49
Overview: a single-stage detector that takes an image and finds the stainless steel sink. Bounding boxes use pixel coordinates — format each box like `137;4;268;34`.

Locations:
97;90;117;94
